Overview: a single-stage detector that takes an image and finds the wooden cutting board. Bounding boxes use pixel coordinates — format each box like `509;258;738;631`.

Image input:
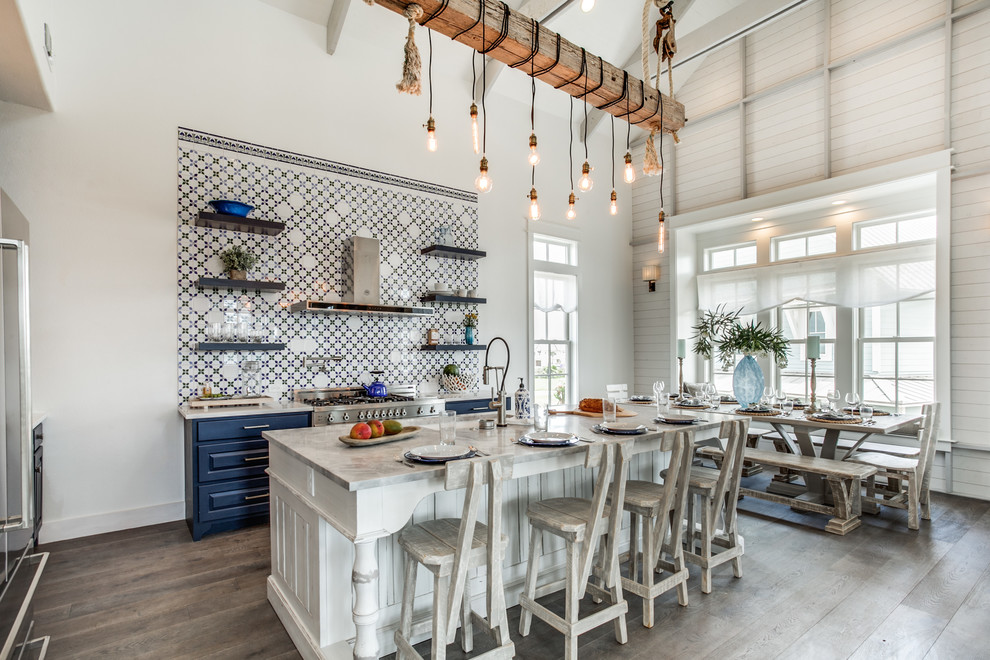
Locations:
338;426;422;447
188;395;275;409
550;408;638;418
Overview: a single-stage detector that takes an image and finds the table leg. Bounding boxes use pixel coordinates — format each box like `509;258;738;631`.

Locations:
818;429;841;459
352;539;380;660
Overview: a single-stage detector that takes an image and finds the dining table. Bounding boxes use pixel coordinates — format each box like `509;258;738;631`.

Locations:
263;406;730;660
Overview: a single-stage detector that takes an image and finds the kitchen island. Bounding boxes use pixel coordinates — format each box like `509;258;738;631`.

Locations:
264;409;726;660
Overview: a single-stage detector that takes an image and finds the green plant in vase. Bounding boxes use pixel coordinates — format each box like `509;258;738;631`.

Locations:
218;245;259;280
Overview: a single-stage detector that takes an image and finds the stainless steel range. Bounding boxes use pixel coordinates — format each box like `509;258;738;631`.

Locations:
294;386;445;426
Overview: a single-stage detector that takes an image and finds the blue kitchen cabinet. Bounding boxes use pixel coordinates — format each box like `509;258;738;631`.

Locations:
184;411;309;541
443;397;511;415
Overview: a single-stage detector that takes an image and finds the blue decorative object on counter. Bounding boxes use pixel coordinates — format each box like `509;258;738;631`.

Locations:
514;377;532;421
209;200;254;217
465;326;475;345
362;372;388;398
732;354;764;409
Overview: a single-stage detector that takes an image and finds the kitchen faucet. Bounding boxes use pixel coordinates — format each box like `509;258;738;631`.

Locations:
483;337;510;427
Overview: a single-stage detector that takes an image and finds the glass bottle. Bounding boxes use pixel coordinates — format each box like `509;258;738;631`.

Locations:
514;377;532;421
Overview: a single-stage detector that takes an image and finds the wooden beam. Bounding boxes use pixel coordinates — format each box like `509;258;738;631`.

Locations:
326;0;352;55
372;0;684;133
483;0;574;96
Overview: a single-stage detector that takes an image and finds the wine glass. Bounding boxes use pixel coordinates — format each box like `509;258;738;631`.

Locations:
704;382;717;408
845;391;861;412
653;380;666;416
762;386;776;407
827;389;841;413
781;398;794;417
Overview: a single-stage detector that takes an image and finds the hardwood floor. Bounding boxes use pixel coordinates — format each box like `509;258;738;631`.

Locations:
34;486;990;659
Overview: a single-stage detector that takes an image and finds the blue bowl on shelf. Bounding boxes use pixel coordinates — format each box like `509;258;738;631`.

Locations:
209;200;254;217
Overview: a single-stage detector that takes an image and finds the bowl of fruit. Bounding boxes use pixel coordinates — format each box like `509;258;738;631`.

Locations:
440;364;477;391
338;419;421;446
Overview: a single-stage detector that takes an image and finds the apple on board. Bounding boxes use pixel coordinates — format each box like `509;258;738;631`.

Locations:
349;422;372;440
368;420;385;438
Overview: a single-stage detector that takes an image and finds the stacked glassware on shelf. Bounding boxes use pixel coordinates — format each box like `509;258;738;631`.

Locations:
206;298;272;343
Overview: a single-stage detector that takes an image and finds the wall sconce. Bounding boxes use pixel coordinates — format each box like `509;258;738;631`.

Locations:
642;264;660;292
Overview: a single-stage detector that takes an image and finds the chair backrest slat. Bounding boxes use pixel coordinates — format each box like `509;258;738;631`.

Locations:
647;430;693;568
710;419;749;509
914;402;940;488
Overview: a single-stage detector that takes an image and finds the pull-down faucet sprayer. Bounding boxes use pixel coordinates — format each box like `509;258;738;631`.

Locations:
483;337;511;427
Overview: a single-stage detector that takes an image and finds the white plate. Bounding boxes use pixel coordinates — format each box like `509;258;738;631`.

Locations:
522;431;579;445
602;422;647;432
656;414;697;425
407;444;473;460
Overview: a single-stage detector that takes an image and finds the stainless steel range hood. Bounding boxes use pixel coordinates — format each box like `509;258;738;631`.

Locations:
289;300;432;316
291;236;433;317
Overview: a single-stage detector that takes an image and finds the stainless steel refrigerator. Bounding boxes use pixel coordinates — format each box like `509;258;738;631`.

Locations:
0;194;48;658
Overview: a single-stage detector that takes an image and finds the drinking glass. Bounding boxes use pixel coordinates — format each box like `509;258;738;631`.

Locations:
781;399;794;416
860;406;874;423
827;389;841;413
704;382;717;407
533;404;549;431
653;380;666;415
602;397;618;424
762;386;776;407
439;410;457;445
845;392;861;410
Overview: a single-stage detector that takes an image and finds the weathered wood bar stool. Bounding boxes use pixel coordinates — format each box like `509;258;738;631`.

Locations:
395;455;515;660
518;440;632;660
617;430;694;627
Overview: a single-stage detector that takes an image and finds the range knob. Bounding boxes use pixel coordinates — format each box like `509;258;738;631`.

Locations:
401;409;408;416
373;410;381;419
327;413;335;423
357;411;366;421
342;413;350;422
385;409;394;417
430;406;436;414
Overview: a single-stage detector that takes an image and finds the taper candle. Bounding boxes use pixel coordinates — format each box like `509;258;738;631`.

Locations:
677;339;686;358
806;336;821;359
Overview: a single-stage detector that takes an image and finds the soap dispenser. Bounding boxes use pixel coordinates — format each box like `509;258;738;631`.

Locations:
514;377;532;421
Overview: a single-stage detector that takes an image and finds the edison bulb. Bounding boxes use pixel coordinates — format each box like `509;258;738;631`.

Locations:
577;161;594;192
623;152;636;184
527;187;541;221
425;116;437;153
474;157;493;194
580;0;595;12
657;209;666;253
470;103;480;155
527;133;540;166
609;189;618;216
566;191;577;220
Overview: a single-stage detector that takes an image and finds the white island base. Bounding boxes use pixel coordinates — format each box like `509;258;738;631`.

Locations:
264;413;722;659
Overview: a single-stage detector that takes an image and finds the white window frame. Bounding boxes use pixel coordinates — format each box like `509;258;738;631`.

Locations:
771;227;837;262
704;240;757;272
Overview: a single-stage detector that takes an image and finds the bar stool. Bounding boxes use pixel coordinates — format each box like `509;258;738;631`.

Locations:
395;455;515;660
518;440;632;660
682;419;748;593
617;430;694;628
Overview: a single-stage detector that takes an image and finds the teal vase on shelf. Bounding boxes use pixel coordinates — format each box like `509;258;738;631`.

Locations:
465;326;475;345
732;354;764;409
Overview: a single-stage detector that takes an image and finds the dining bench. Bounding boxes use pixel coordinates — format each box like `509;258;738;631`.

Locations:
697;447;877;535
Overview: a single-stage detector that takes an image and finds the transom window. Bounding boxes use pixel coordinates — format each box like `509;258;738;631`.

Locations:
533;235;578;266
772;229;836;261
855;213;936;249
705;242;756;271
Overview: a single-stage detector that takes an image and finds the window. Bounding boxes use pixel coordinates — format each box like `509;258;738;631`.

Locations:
772;229;836;261
776;301;836;400
855;213;936;249
532;235;578;407
860;294;935;414
705;242;756;271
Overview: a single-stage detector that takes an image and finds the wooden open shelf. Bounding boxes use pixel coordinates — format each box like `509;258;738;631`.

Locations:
197;277;286;292
419;344;487;351
420;245;486;260
196;342;286;351
195;211;285;236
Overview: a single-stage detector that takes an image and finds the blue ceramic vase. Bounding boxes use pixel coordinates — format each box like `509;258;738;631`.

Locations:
465;326;475;345
732;354;764;409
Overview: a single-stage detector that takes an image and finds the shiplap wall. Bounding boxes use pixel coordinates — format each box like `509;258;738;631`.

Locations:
632;0;990;499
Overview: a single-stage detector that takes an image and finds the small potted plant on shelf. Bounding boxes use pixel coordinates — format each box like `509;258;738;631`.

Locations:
463;312;478;345
218;245;259;280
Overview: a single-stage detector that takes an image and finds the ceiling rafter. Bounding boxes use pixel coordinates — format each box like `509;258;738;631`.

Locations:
326;0;353;55
371;0;685;133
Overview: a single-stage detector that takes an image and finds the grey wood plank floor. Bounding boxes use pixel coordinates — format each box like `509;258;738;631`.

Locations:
33;485;990;659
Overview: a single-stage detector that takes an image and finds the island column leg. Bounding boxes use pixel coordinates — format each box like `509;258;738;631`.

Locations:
352;539;380;660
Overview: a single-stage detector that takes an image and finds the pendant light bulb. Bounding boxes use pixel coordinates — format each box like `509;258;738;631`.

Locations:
425;116;437;153
474;157;493;194
609;189;618;216
580;0;595;12
623;152;636;184
470;103;480;155
658;209;666;253
566;191;577;220
577;161;594;192
528;187;541;221
527;133;541;167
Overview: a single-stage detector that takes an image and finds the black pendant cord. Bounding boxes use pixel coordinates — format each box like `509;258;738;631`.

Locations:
480;2;511;54
422;0;449;26
582;60;590;159
532;33;561;77
569;96;575;190
510;18;540;68
471;50;477;101
555;48;586;89
428;29;433;116
597;70;628;110
611;115;615;189
577;57;605;99
453;0;484;39
618;79;646;119
530;28;537;189
630;88;660;125
659;93;664;210
625;82;632;149
480;0;487;155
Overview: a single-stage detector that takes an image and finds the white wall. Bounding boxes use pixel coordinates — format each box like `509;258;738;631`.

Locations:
633;0;990;499
0;0;633;541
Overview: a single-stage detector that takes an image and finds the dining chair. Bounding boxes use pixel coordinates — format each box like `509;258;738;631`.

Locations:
666;419;748;594
846;402;940;531
395;455;515;660
518;440;631;660
614;430;693;627
605;383;628;399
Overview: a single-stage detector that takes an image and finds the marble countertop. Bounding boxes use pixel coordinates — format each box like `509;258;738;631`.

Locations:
436;389;494;400
264;408;727;493
177;401;313;420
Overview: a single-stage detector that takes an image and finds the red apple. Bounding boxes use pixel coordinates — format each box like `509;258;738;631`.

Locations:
368;420;385;438
349;422;372;440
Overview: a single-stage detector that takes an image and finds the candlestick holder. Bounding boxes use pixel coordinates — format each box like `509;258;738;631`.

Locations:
677;356;685;400
807;357;818;413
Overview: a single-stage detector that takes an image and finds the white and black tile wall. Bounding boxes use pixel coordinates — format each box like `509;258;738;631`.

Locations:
177;128;484;402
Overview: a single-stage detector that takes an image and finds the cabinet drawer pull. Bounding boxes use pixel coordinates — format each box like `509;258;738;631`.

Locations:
470;406;491;411
243;455;269;462
244;492;270;501
242;424;271;430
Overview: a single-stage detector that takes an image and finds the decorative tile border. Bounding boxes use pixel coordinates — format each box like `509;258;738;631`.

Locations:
177;129;484;402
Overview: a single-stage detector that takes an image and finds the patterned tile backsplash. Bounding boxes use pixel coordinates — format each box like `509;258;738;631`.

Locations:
177;128;483;402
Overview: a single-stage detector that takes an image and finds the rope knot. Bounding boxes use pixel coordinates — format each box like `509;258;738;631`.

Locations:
396;3;425;95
